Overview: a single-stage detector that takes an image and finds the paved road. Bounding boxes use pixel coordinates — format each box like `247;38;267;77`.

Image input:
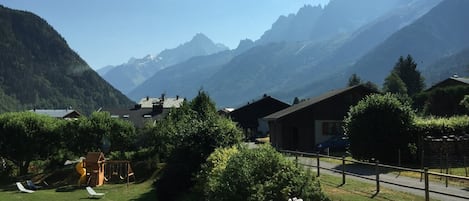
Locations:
294;156;469;201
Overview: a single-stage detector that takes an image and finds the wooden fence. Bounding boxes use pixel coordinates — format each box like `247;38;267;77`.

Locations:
281;150;469;201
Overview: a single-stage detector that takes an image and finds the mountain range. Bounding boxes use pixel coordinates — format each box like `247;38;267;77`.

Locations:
5;0;467;111
122;0;468;108
0;5;133;114
98;33;228;94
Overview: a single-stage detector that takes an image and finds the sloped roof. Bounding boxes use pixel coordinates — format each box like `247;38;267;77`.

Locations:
30;109;80;118
85;152;105;163
230;95;290;128
264;85;373;120
453;77;469;84
138;97;184;108
427;76;469;91
231;95;289;116
103;108;168;128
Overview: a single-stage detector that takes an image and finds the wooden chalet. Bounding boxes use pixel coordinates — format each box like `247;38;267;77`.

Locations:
264;85;376;152
229;95;290;139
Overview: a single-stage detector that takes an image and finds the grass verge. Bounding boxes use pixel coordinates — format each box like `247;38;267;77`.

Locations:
319;174;435;201
0;180;156;201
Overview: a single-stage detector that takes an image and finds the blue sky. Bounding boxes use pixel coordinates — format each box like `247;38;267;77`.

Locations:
0;0;329;69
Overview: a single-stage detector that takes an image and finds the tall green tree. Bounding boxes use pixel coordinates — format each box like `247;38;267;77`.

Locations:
383;72;408;94
344;94;415;163
392;55;425;96
154;91;243;200
65;112;136;155
0;112;60;175
191;90;217;119
348;73;362;87
293;97;300;105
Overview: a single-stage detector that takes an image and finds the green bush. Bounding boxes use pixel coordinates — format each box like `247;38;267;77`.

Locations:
413;115;469;137
344;93;415;163
153;91;244;200
413;85;469;116
197;145;329;201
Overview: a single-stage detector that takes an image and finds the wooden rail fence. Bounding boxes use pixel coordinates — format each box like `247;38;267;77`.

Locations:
281;150;469;201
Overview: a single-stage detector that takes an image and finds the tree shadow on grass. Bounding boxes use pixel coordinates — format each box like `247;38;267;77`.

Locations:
55;185;81;192
331;163;376;176
129;188;157;201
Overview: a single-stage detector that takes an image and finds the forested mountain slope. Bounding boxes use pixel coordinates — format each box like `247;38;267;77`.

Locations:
0;5;133;114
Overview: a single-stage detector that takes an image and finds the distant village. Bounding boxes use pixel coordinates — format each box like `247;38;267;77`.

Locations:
31;75;469;159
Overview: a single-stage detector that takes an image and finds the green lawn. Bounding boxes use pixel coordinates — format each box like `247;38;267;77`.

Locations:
1;174;433;201
316;156;469;186
319;174;434;201
0;181;156;201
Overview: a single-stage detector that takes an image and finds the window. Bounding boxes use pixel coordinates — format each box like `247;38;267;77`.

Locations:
322;121;343;136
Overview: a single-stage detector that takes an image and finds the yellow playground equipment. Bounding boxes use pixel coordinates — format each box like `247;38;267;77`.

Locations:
74;152;134;186
75;161;87;185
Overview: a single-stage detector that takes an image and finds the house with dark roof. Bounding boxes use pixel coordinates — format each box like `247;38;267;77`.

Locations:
229;95;290;140
30;109;81;119
264;85;376;152
103;95;184;128
426;76;469;91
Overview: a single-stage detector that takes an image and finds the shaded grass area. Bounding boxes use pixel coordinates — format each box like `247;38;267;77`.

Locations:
0;161;163;201
319;174;435;201
0;180;156;201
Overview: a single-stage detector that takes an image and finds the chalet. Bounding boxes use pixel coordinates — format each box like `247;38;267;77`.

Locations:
264;85;376;152
229;95;290;139
426;75;469;91
104;95;184;128
30;108;81;119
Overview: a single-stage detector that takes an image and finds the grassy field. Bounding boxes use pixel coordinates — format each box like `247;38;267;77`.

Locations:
319;174;434;201
315;155;469;186
0;174;434;201
0;180;156;201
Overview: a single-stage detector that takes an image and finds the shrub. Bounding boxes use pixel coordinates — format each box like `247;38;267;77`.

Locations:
197;145;329;201
344;93;415;163
413;85;469;116
154;92;244;200
413;115;469;137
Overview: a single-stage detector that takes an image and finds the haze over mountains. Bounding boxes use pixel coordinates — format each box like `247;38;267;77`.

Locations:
98;33;228;94
3;0;467;111
113;0;469;108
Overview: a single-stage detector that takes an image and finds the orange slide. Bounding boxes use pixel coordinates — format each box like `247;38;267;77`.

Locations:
75;161;87;185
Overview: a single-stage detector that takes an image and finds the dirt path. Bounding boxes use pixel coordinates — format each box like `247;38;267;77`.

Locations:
296;156;469;201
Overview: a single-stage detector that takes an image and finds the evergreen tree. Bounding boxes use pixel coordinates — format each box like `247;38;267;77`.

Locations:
392;55;425;96
383;72;407;94
364;81;380;92
293;97;300;105
348;73;362;86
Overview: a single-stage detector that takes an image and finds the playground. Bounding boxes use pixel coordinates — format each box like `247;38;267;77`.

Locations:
75;152;135;187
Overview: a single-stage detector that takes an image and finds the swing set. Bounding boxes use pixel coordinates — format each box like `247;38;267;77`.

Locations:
76;152;136;187
104;160;135;185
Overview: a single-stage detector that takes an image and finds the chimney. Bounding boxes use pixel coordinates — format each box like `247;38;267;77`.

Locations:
176;95;179;100
161;93;165;101
146;96;149;101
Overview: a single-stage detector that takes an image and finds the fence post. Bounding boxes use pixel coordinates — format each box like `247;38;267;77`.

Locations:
342;155;346;185
445;153;449;187
316;152;320;177
295;153;298;168
420;149;424;182
375;160;380;193
424;167;429;201
465;156;468;177
398;149;401;167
